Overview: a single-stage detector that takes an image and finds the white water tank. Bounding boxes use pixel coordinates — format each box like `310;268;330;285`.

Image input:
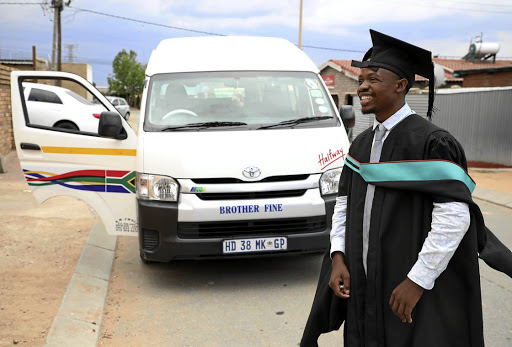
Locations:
433;63;445;87
472;42;500;55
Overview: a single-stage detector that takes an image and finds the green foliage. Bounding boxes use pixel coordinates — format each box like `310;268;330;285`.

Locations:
107;49;146;106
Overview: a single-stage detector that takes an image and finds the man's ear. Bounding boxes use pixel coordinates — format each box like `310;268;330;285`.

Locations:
396;78;408;94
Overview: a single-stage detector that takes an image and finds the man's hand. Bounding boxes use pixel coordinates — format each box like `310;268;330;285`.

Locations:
389;277;424;323
329;252;351;299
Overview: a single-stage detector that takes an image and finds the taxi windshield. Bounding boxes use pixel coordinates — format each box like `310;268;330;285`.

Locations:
144;71;339;131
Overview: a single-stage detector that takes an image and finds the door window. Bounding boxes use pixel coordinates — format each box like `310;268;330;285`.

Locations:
20;78;109;135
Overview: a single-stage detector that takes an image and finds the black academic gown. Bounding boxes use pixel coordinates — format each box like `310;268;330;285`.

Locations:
301;114;512;347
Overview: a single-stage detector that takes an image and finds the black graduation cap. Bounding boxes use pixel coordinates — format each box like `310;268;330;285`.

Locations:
351;29;436;119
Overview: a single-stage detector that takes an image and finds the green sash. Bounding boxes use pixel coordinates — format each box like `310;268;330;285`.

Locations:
345;154;476;193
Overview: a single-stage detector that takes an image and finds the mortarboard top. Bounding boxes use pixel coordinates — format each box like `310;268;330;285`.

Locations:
351;29;436;119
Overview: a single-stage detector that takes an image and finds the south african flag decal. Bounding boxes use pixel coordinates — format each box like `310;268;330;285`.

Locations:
23;169;136;194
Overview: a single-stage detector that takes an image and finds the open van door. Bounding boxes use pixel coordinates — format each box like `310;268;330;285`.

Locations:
11;71;138;236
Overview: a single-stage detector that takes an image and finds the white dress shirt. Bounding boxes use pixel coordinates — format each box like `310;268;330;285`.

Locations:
330;103;471;290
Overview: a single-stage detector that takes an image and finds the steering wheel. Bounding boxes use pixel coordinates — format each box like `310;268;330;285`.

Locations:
162;109;198;120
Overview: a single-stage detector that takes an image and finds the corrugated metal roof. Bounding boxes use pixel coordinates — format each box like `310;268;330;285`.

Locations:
0;59;33;65
437;86;512;94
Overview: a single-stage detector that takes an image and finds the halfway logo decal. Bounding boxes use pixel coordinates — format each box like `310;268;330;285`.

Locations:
23;169;136;194
318;147;346;170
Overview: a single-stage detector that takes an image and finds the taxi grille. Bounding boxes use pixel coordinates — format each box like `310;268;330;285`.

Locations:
191;174;309;184
177;216;325;239
195;189;307;201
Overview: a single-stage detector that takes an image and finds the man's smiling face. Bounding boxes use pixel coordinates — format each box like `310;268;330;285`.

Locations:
357;67;407;122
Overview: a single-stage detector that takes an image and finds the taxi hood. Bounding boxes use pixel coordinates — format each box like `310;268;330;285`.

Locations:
140;127;348;180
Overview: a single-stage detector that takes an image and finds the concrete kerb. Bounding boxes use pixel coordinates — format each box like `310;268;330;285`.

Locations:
45;221;117;347
473;186;512;209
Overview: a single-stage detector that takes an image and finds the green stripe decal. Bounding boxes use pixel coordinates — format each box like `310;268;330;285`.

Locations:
359;160;475;193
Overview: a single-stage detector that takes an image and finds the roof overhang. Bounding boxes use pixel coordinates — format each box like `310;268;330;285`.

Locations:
318;61;342;72
454;66;512;76
319;61;358;81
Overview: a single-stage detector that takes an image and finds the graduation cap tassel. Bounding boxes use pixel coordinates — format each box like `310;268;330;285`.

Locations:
427;77;435;121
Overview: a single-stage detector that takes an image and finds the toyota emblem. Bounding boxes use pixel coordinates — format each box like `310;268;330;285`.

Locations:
243;166;261;179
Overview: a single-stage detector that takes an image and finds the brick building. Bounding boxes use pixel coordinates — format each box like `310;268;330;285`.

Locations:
0;64;16;172
433;58;512;88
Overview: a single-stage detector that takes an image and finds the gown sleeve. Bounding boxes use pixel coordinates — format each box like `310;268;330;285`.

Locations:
425;131;469;203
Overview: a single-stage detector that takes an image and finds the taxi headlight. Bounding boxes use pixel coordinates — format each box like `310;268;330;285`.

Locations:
319;168;342;196
136;173;179;201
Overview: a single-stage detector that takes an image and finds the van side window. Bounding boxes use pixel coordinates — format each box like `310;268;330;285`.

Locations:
28;88;63;104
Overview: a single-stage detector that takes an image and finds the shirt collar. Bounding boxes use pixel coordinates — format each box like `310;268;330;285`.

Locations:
373;103;414;132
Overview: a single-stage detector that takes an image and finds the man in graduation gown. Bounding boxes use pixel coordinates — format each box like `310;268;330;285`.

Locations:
301;30;512;347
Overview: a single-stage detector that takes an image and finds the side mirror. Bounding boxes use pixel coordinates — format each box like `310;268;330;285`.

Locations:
98;111;127;140
340;105;355;129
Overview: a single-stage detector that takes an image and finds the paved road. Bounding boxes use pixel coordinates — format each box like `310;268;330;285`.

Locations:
97;200;512;346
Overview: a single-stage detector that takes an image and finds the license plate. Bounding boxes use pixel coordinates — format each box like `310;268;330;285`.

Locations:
222;237;287;254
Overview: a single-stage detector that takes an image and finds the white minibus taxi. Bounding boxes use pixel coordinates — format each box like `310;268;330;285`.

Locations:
11;36;349;262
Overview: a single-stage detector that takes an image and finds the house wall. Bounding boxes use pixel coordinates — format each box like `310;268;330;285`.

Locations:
0;64;16;169
462;71;512;88
61;63;93;100
320;67;358;108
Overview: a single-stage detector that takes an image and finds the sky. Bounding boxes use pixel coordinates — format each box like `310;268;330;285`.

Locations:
1;0;512;86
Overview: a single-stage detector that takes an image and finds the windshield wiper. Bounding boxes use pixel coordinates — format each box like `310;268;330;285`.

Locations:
257;116;333;130
161;121;248;131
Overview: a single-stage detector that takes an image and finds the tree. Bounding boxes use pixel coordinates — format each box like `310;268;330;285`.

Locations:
107;49;146;107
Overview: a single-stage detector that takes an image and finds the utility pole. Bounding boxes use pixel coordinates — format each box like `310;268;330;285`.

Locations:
57;0;62;71
51;0;58;70
298;0;303;49
51;0;71;71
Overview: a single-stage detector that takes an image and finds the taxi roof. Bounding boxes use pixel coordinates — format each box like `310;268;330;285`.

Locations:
145;36;319;76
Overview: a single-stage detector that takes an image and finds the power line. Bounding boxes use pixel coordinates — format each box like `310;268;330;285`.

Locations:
409;1;512;14
302;45;366;53
444;0;512;8
0;2;45;4
68;6;226;36
67;7;372;54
